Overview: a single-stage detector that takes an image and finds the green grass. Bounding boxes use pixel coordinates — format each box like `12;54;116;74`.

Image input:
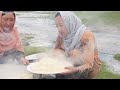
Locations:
74;11;120;26
20;33;35;46
20;33;34;40
100;11;120;25
25;36;34;40
114;53;120;61
24;46;51;56
94;62;120;79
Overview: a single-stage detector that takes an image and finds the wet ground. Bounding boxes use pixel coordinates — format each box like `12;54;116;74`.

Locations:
15;11;120;74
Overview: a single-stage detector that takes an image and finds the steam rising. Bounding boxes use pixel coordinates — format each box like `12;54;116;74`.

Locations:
39;49;73;65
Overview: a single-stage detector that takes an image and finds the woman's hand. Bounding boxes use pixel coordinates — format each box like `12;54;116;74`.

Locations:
61;66;79;75
20;57;29;65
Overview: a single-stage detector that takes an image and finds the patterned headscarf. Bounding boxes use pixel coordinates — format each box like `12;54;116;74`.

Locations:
56;11;87;53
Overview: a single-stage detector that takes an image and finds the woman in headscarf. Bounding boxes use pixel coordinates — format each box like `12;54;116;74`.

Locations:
0;11;29;65
54;11;102;79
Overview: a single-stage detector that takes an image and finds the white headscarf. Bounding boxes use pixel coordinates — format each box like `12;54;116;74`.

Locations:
56;11;87;53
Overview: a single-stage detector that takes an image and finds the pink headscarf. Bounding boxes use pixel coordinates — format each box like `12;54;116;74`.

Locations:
0;11;24;53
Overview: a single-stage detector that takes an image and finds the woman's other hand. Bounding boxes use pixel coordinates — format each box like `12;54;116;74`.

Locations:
20;57;29;65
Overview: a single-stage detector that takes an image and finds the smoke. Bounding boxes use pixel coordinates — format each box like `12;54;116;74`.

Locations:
37;49;73;66
37;40;95;67
0;50;22;64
